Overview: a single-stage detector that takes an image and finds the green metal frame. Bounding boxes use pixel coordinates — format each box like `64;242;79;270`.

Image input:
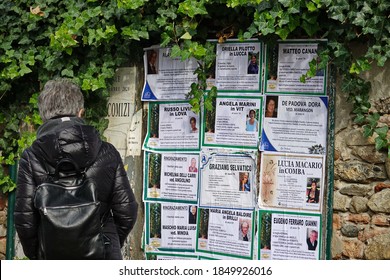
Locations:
325;65;336;259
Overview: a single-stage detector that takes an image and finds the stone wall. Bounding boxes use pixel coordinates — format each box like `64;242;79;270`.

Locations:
332;61;390;259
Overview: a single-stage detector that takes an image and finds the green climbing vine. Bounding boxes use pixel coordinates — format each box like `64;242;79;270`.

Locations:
1;0;389;192
0;93;41;192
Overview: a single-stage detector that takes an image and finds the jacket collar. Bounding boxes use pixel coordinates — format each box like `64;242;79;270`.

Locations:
37;116;85;139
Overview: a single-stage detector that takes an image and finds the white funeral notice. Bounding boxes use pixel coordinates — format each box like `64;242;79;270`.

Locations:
142;47;198;100
261;95;328;154
259;152;325;212
199;153;256;209
265;42;327;95
215;41;262;92
144;102;201;152
197;208;255;259
146;202;198;252
258;210;321;260
203;95;262;150
144;152;199;203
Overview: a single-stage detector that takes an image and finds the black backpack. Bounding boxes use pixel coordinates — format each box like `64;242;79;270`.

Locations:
34;158;107;259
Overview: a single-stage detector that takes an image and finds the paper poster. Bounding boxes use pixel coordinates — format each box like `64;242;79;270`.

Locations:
196;207;255;259
214;40;262;92
145;202;198;252
143;101;201;152
103;129;127;161
202;95;263;150
260;95;328;154
141;46;198;100
106;67;135;132
258;210;321;260
264;40;327;95
259;152;325;212
126;109;142;157
107;67;136;125
199;152;256;209
144;152;199;203
104;67;137;160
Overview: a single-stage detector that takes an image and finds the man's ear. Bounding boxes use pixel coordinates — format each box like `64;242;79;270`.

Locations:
77;108;85;118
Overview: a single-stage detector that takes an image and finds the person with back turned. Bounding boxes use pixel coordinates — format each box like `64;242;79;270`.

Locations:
14;79;138;259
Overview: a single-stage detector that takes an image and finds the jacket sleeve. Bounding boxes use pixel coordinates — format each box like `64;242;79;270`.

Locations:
14;150;40;260
111;154;138;247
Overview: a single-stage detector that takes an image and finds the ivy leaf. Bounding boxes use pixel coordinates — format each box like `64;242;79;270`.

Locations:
180;32;192;40
275;27;290;40
377;56;387;67
160;32;172;47
193;45;207;58
288;15;300;32
65;47;73;55
61;68;74;77
81;79;92;91
189;96;199;107
189;97;200;113
121;27;148;41
261;18;276;35
375;137;388;151
257;0;272;12
204;97;213;111
362;24;379;36
243;25;258;39
287;1;301;14
180;49;191;60
375;126;389;139
178;0;208;18
306;2;317;12
170;45;182;58
243;31;253;40
329;10;345;22
366;113;380;126
363;124;374;137
352;12;366;27
85;7;102;19
332;45;349;58
378;2;390;12
362;2;373;14
279;0;293;8
117;0;146;9
278;12;290;26
19;36;32;45
350;62;359;74
301;19;319;36
19;63;32;76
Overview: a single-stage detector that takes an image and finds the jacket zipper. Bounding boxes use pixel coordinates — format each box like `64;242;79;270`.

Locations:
42;202;100;215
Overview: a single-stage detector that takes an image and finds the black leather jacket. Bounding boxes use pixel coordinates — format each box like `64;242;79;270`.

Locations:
14;117;138;259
